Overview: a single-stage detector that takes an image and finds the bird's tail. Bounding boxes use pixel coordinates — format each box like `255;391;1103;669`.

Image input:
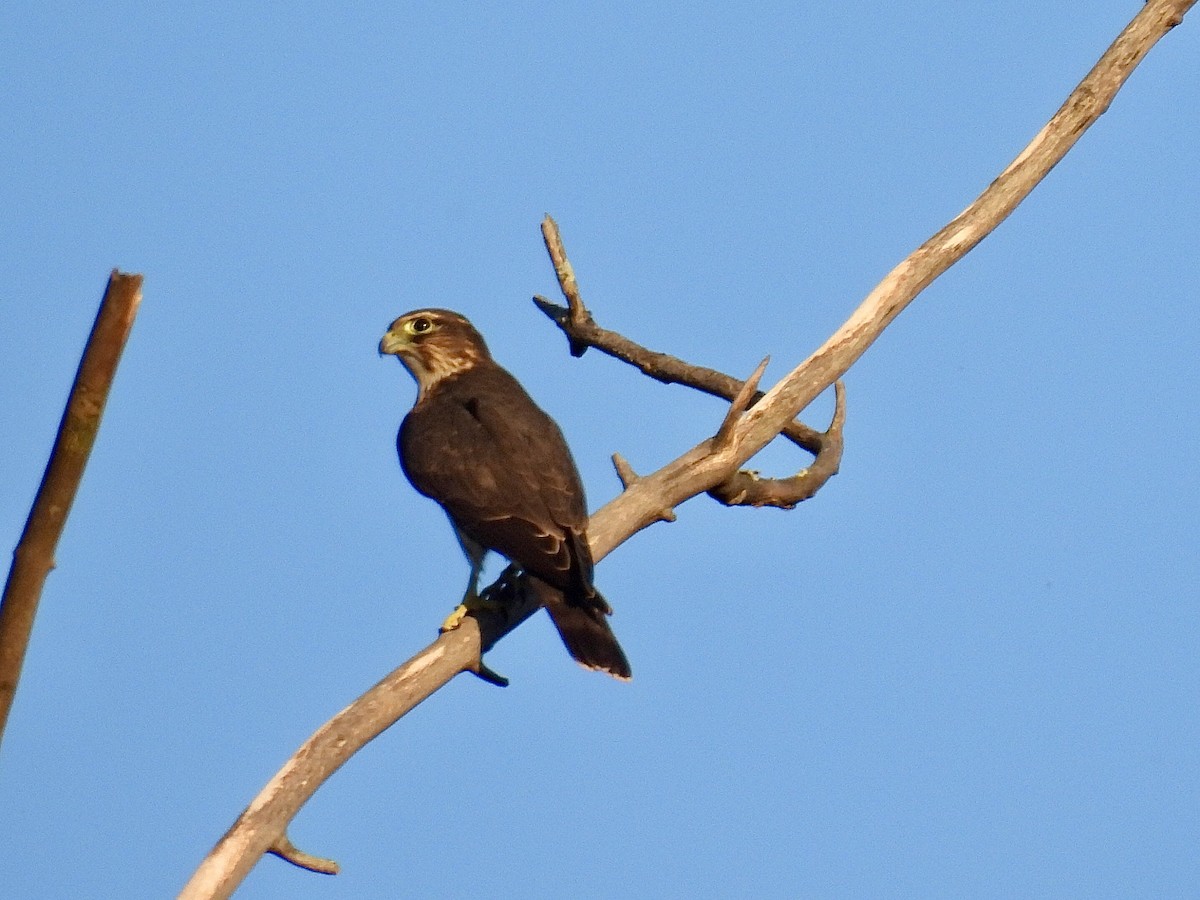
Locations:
543;590;631;681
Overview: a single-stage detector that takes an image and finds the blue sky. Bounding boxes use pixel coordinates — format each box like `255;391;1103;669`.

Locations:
2;3;1198;898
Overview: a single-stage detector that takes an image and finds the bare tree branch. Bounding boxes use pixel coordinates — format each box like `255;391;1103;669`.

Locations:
539;216;591;357
532;289;829;456
535;219;846;509
708;380;847;510
179;3;1195;896
0;270;143;750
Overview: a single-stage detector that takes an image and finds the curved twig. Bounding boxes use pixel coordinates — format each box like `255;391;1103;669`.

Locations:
179;3;1195;896
707;381;846;510
269;834;339;876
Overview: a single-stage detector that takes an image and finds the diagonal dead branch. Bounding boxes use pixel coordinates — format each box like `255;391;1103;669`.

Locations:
180;576;545;893
581;0;1196;557
179;3;1196;896
0;270;143;749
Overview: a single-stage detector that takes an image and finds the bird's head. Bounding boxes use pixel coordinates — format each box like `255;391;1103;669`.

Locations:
379;308;491;396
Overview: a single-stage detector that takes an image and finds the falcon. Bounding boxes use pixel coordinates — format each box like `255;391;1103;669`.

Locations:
380;308;631;680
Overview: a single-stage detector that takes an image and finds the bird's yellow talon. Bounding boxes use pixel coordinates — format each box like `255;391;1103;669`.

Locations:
440;595;505;633
440;603;470;633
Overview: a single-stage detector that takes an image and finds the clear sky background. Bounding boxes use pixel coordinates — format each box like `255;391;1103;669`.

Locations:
2;3;1198;898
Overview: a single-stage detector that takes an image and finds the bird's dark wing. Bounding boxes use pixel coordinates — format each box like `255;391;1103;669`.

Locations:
400;364;595;599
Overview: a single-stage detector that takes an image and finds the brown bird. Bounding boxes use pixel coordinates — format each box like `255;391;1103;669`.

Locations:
380;308;630;680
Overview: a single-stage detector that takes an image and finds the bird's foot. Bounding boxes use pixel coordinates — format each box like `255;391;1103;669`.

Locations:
440;604;471;632
439;594;505;633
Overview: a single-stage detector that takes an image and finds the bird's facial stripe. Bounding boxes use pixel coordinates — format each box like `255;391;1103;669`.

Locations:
415;342;480;383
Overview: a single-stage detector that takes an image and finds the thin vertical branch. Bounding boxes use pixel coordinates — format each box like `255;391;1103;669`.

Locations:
0;270;143;749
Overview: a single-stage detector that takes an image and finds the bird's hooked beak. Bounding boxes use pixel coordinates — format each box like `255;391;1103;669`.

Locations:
379;325;409;358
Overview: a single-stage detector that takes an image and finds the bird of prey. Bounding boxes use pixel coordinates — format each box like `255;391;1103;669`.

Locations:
380;308;631;680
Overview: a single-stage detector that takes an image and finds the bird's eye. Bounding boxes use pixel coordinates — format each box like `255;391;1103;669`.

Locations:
408;317;433;335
